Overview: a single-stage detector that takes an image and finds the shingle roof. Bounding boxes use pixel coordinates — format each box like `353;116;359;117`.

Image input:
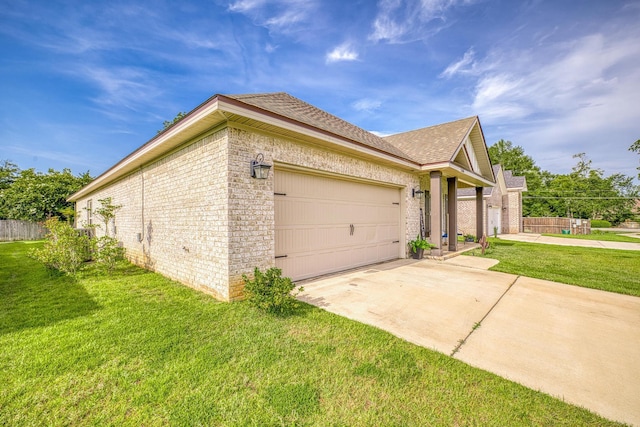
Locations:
503;170;527;189
458;165;502;197
223;92;413;161
382;116;478;165
457;165;526;197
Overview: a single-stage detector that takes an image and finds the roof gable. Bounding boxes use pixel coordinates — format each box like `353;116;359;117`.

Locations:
382;117;477;165
458;164;507;198
383;116;494;183
503;170;527;191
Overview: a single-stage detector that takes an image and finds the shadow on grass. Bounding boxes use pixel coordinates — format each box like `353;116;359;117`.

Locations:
0;241;101;336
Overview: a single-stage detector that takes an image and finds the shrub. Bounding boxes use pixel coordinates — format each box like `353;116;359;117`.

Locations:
31;217;92;275
94;236;125;272
243;267;303;315
591;219;612;228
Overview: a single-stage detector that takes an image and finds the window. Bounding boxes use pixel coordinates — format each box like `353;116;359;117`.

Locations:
86;199;93;226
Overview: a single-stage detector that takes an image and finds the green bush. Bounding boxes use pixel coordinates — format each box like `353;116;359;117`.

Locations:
31;218;92;275
591;220;612;228
94;236;125;272
243;267;303;315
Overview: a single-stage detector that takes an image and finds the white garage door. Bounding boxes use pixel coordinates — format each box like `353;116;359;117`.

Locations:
275;170;401;281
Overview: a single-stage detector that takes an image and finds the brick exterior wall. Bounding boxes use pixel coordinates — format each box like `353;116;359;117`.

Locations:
76;129;231;300
457;183;525;236
457;199;481;237
507;190;522;233
76;124;421;301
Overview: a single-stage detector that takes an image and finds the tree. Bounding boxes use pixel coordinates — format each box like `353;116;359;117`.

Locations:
0;167;93;221
631;139;640;180
532;153;638;223
157;111;187;134
0;160;19;190
486;142;639;223
487;140;544;217
488;139;539;176
92;197;122;237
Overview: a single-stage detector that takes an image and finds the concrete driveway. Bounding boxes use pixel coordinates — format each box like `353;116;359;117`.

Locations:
298;257;640;426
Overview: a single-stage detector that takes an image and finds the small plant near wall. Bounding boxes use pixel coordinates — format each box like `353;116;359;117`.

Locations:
408;235;435;259
243;267;304;315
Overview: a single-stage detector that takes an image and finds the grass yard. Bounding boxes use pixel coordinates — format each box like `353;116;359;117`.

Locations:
469;238;640;297
543;231;640;243
0;241;621;426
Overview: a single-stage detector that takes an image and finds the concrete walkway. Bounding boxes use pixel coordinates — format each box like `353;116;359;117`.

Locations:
298;257;640;426
498;233;640;250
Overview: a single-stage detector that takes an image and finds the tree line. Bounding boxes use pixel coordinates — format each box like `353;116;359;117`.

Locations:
0;160;92;222
489;140;639;224
1;137;638;225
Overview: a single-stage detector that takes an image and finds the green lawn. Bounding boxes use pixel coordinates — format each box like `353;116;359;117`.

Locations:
0;241;620;426
469;239;640;297
543;231;640;243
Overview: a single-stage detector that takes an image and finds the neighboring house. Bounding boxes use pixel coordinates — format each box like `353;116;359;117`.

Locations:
457;165;527;236
69;93;495;301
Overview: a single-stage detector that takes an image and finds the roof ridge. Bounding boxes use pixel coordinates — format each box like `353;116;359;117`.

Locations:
221;92;415;162
385;115;477;138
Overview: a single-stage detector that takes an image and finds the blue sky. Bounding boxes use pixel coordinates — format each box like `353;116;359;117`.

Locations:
1;0;639;181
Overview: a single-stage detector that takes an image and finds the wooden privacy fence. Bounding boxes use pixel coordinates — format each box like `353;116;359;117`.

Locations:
0;220;47;241
523;217;591;235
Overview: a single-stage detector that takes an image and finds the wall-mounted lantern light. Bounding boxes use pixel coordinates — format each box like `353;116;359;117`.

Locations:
250;153;272;179
412;188;424;199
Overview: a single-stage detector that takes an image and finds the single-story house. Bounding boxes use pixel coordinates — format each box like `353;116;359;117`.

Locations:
69;92;495;301
457;164;527;236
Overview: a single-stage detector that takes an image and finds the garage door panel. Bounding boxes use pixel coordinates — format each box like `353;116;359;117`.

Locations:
275;170;401;281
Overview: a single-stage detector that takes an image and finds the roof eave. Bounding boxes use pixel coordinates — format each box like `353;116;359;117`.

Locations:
420;161;495;187
69;94;421;202
69;96;226;201
216;95;419;169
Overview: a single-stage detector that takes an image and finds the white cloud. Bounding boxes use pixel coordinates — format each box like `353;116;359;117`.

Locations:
370;130;392;137
228;0;317;35
264;8;308;31
457;25;640;177
78;66;162;113
369;0;472;43
352;98;382;112
440;48;476;78
468;32;639;121
228;0;267;12
326;43;359;63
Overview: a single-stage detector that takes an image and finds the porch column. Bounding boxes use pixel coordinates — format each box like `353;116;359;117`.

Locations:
475;187;484;240
447;177;458;252
429;171;442;256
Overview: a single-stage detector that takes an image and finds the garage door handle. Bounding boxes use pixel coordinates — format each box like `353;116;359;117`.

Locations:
350;224;354;235
392;240;399;243
275;255;288;259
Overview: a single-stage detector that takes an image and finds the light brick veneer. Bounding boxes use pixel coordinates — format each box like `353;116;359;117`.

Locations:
76;125;421;301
